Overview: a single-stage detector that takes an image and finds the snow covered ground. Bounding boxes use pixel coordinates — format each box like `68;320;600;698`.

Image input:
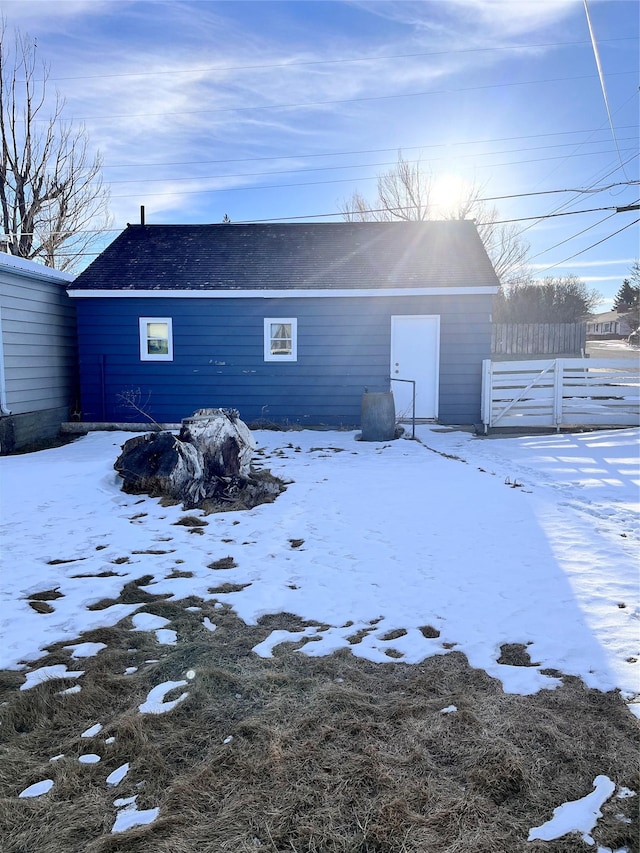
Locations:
586;339;640;361
0;426;638;713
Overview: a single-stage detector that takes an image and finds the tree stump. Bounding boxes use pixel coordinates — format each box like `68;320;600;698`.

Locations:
114;409;281;510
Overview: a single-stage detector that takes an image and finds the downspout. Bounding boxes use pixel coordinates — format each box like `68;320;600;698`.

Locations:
0;307;11;415
100;354;106;421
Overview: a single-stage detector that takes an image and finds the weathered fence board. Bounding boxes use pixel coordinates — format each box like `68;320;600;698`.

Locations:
491;323;586;356
481;358;640;430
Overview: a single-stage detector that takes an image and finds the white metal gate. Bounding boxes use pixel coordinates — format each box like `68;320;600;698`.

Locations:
481;358;640;431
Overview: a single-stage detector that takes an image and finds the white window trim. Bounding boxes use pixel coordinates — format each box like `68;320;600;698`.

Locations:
264;317;297;362
139;317;173;361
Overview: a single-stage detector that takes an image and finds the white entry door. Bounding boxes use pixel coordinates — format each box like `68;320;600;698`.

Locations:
390;315;440;419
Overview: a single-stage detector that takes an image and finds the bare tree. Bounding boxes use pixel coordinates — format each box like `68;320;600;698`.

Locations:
340;155;435;222
340;152;530;287
0;24;110;270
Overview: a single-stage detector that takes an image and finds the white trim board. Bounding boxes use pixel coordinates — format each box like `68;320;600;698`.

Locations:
68;286;498;299
0;306;10;415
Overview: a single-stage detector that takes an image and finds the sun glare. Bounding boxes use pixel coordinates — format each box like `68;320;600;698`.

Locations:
431;173;474;219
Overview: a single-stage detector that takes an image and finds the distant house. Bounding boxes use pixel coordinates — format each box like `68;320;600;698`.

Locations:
586;310;634;339
0;254;77;452
68;221;500;427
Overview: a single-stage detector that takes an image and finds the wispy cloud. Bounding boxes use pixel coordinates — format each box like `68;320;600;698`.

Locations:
348;0;580;44
0;0;115;30
0;0;635;278
530;258;636;270
576;275;630;283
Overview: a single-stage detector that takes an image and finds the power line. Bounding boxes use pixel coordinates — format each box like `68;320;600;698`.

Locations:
236;205;640;225
47;36;639;82
58;70;635;124
100;124;638;170
482;206;625;226
100;147;639;187
42;210;640;266
27;199;636;240
526;211;618;261
102;124;638;169
502;99;640;255
532;218;640;276
106;150;638;199
523;162;639;261
506;92;640;241
510;151;639;261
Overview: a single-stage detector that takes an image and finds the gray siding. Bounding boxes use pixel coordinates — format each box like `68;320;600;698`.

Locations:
76;293;492;426
0;268;78;416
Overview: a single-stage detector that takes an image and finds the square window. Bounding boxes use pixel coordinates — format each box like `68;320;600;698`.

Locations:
264;318;297;362
139;317;173;361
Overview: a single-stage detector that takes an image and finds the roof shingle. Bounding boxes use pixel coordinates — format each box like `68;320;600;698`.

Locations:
71;220;499;291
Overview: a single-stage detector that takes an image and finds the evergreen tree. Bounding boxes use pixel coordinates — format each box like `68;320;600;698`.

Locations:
612;279;639;310
612;265;640;331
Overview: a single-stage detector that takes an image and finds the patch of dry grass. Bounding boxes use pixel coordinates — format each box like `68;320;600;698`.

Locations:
207;556;238;570
0;604;637;853
27;590;64;602
172;515;208;528
27;601;55;614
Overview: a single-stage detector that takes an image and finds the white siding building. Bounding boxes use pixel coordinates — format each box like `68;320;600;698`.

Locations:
586;310;634;339
0;254;76;451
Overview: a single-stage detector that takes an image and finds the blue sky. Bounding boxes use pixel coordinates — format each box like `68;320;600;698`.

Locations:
1;0;638;308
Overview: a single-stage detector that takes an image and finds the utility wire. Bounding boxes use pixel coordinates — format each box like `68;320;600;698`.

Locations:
526;211;618;261
236;204;638;225
57;70;635;124
47;36;639;82
506;94;639;241
107;151;637;199
509;152;639;261
532;218;640;276
45;210;640;263
100;149;639;187
101;124;638;170
10;200;638;240
484;207;623;226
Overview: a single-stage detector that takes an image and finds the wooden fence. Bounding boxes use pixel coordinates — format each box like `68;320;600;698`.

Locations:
481;358;640;431
492;323;586;356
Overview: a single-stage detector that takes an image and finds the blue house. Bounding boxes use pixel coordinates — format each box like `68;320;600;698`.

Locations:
68;221;499;427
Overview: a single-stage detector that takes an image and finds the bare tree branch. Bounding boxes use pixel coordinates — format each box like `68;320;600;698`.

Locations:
339;152;530;286
0;22;110;270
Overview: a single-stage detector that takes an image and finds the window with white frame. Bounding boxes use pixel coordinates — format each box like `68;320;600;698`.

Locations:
264;318;297;362
139;317;173;361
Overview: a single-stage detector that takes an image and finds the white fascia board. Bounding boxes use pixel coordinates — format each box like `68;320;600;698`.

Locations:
68;286;499;298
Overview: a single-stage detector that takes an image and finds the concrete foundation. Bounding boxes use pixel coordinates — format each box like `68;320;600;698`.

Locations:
0;406;72;453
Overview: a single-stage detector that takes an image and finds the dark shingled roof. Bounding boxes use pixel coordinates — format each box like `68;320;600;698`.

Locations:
71;221;499;291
